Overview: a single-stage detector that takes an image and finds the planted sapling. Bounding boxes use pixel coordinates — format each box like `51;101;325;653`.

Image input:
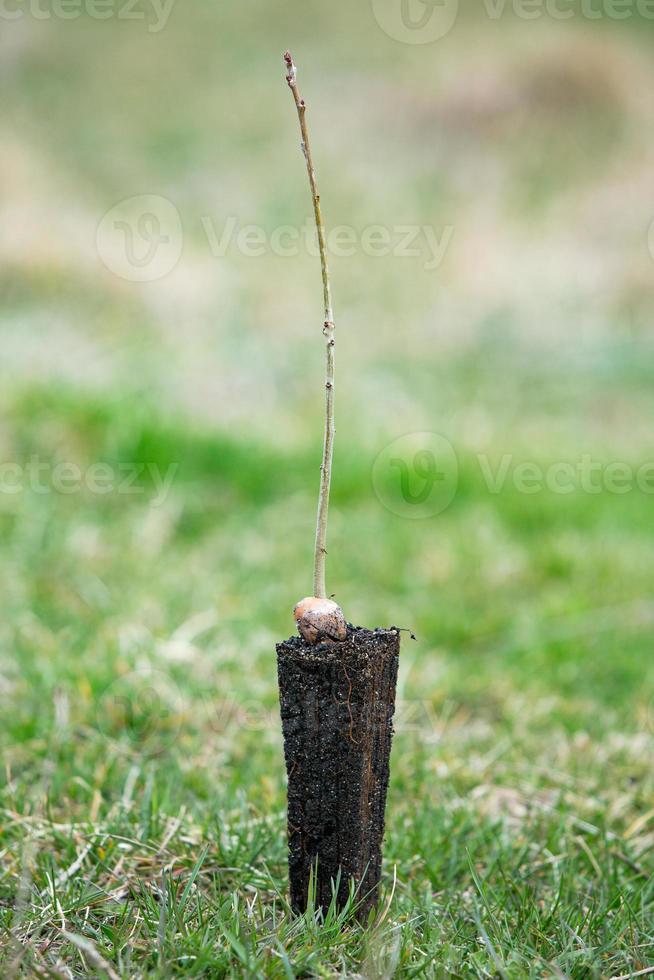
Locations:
277;52;400;922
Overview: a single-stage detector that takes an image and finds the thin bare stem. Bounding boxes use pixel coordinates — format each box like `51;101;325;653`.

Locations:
284;51;335;600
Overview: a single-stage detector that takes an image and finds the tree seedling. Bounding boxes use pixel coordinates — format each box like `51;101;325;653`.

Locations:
277;52;400;922
283;50;347;646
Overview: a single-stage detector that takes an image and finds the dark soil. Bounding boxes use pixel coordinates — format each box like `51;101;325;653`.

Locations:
276;625;400;920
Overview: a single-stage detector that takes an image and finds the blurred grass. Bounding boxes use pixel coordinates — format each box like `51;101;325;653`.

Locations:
2;0;654;975
2;382;654;975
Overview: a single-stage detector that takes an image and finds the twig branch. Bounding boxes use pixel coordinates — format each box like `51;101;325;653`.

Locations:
284;50;335;600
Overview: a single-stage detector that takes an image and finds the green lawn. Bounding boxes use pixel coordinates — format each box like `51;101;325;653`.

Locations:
2;1;654;976
2;385;654;976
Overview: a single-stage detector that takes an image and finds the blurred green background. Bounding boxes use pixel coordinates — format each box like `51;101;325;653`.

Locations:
2;1;654;976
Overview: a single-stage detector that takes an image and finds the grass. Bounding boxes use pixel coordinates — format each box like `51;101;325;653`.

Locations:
3;0;654;975
2;386;654;977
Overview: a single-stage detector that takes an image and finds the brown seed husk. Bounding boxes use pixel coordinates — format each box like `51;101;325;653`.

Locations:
293;597;347;644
